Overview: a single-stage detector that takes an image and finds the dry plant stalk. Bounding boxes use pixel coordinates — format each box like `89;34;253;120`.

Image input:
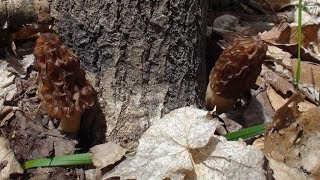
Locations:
206;36;267;113
34;33;94;133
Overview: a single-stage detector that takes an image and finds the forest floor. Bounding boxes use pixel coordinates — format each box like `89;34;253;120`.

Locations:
0;1;320;179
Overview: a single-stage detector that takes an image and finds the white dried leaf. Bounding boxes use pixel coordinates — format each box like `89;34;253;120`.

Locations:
103;107;266;179
6;54;34;78
20;54;34;77
0;61;16;102
267;158;308;180
0;137;23;179
194;136;265;180
90;142;127;168
103;107;222;180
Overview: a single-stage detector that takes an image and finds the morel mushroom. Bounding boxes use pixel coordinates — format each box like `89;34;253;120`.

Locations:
34;33;94;133
206;36;267;114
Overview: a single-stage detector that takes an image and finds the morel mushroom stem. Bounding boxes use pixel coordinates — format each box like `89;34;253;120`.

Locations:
34;33;95;133
206;82;235;113
206;36;267;114
58;111;81;133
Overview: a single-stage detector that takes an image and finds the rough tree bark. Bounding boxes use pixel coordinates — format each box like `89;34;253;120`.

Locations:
51;0;207;148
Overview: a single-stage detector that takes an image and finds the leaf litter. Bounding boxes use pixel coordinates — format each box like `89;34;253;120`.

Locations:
103;107;265;179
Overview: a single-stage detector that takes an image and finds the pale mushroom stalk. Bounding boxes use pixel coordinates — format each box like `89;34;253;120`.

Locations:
205;81;235;114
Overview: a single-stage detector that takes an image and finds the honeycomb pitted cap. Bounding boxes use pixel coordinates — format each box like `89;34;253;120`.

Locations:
206;36;267;113
34;33;95;132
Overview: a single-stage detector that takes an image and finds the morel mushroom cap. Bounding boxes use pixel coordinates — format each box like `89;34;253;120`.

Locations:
206;36;267;113
34;33;95;133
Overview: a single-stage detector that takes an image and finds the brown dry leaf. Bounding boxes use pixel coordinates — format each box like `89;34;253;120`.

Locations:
261;65;295;95
267;86;316;112
265;91;304;133
0;106;16;127
0;137;23;179
265;103;320;179
259;21;289;43
276;44;320;64
252;137;264;150
292;61;320;104
264;44;320;105
90;142;127;168
267;86;289;111
289;24;320;53
266;45;293;72
15;70;38;95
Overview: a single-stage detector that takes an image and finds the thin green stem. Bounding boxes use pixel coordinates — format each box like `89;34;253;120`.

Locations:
296;0;303;88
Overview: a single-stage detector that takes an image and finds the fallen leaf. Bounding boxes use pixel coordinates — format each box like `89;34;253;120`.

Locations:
267;158;309;180
0;106;15;127
276;44;320;64
267;86;289;111
103;107;221;179
267;85;316;112
103;107;266;179
289;24;320;52
261;65;295;95
265;91;304;134
252;137;264;150
265;105;320;179
259;21;289;43
0;137;23;179
266;45;293;73
90;142;127;168
292;61;320;104
0;61;17;102
6;54;34;78
193;136;265;180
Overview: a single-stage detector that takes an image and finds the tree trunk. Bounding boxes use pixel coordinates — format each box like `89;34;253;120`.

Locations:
51;0;207;148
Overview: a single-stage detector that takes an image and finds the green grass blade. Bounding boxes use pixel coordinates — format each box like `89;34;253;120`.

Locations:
296;0;303;88
23;125;266;169
224;124;265;141
24;153;93;169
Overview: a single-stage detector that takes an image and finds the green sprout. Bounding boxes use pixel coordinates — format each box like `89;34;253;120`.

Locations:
296;0;303;88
